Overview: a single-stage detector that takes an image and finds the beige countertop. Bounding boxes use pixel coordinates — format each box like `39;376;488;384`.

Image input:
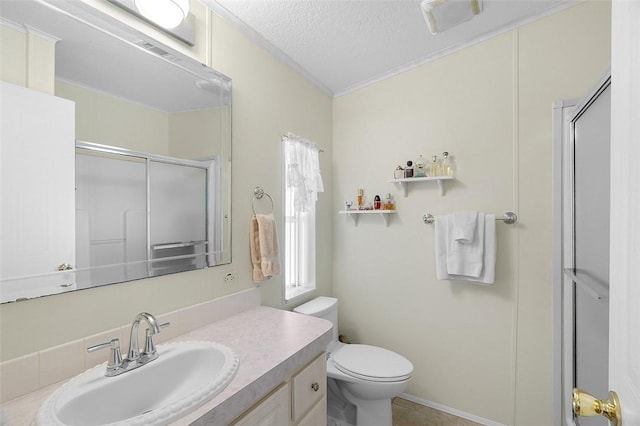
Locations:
1;306;333;426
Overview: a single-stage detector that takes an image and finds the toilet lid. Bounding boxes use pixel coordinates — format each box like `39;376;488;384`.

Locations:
331;344;413;382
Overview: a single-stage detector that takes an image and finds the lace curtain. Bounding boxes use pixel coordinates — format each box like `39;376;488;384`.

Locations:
283;133;324;212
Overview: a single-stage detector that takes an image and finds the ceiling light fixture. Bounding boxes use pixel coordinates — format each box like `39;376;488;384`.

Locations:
421;0;483;34
134;0;189;29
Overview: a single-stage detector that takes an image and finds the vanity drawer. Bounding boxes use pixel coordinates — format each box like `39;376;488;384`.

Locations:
291;354;326;423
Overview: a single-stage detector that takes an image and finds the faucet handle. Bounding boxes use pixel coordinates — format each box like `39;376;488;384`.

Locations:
143;322;170;356
87;338;123;372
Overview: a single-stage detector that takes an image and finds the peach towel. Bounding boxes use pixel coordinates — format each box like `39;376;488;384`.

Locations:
249;214;280;283
250;216;264;282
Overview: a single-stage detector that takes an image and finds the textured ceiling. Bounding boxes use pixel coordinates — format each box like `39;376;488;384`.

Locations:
205;0;575;96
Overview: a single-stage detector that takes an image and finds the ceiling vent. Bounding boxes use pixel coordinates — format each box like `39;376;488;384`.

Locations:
421;0;483;34
135;41;177;61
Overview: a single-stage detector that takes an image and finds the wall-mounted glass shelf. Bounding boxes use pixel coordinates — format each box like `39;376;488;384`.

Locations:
388;176;454;196
338;210;396;227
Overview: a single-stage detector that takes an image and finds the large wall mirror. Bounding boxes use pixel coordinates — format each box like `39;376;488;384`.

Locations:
0;0;232;303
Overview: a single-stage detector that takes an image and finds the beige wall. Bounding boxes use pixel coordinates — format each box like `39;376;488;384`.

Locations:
0;24;56;93
332;2;610;425
0;2;333;361
208;15;334;310
0;1;612;424
169;108;223;159
55;80;225;159
56;80;171;155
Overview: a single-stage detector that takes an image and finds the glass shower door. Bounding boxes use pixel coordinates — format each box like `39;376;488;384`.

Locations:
570;78;611;426
148;161;208;276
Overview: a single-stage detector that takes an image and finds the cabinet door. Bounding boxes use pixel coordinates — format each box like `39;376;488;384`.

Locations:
1;82;75;282
232;383;291;426
292;354;327;423
296;395;326;426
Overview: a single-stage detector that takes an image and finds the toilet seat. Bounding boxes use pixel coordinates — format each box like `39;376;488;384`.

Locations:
331;344;413;383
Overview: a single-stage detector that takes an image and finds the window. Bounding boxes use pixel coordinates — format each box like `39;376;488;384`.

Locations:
283;134;323;301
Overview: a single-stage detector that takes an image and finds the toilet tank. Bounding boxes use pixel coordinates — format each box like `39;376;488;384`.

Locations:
293;297;338;343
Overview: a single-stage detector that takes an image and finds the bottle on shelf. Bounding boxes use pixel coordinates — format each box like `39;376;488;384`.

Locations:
384;193;395;210
428;155;439;176
414;154;427;177
394;165;405;179
357;188;364;208
441;151;456;177
404;161;414;178
374;195;381;210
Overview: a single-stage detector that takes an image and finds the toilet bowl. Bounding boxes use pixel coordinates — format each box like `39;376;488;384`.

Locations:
293;297;413;426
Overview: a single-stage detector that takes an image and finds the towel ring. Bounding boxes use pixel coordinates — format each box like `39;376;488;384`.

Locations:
252;186;274;215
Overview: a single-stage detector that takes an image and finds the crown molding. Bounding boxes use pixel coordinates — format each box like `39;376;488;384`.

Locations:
204;0;334;97
335;0;578;97
204;0;577;99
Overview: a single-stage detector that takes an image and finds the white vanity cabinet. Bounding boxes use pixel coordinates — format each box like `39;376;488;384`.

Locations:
231;354;327;426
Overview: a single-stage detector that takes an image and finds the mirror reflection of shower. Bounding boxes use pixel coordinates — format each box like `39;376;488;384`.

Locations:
75;143;219;289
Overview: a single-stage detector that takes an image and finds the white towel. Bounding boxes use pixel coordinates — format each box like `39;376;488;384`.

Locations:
451;210;478;242
447;212;484;277
435;213;496;285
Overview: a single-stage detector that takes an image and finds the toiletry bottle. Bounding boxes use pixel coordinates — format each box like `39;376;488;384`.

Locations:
404;161;414;178
374;195;381;210
442;151;456;177
394;165;405;179
429;155;439;176
384;193;395;210
414;154;427;177
357;188;364;208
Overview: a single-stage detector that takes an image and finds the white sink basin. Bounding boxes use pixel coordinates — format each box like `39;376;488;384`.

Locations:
36;341;239;426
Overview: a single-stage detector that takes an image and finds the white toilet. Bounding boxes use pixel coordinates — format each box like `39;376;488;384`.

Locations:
293;297;413;426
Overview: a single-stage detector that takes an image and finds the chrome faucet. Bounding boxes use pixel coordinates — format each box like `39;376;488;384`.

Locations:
87;312;169;377
128;312;161;361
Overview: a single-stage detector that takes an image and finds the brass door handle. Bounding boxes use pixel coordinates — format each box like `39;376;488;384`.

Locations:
573;388;621;426
57;263;73;271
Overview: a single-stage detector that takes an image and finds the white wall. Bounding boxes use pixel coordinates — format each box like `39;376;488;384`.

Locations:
0;1;333;362
332;2;610;425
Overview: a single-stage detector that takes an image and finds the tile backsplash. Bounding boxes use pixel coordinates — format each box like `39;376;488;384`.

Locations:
0;288;260;403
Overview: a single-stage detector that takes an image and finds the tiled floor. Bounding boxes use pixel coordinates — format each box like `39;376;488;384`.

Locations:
392;397;483;426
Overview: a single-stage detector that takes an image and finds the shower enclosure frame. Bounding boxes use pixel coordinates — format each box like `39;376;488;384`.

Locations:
75;140;220;282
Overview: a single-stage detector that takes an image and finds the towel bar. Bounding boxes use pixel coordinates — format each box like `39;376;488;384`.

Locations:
422;211;517;225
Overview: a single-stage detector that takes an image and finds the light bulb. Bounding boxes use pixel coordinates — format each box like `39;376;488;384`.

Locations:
134;0;189;29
